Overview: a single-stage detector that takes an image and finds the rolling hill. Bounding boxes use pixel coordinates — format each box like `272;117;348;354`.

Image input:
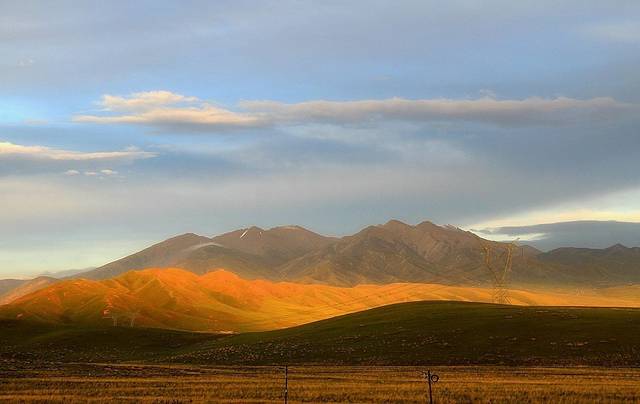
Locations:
2;268;639;333
172;301;640;366
0;319;218;363
2;302;639;366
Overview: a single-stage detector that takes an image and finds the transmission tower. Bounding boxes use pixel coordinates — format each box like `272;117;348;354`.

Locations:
481;241;516;304
104;312;120;326
129;311;140;327
102;307;120;326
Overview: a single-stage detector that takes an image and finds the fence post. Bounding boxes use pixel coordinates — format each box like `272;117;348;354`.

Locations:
284;365;288;404
421;370;439;404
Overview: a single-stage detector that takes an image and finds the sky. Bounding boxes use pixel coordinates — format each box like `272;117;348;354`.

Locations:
1;0;640;277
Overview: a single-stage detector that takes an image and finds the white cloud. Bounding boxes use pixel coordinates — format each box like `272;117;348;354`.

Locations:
100;169;118;175
99;90;198;112
74;91;263;129
0;141;156;161
73;91;637;132
241;96;633;126
64;169;80;176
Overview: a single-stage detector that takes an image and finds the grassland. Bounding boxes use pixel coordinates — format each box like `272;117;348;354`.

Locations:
175;301;640;366
2;301;639;366
1;363;639;403
0;319;220;363
2;301;640;402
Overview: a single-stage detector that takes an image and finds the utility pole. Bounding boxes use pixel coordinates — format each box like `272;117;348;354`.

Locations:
421;370;439;404
283;365;288;404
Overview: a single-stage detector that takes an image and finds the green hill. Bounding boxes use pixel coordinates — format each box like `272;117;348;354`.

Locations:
0;320;219;363
2;301;639;366
173;301;640;366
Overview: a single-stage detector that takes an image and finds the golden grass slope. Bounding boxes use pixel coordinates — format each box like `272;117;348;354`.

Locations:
1;268;638;332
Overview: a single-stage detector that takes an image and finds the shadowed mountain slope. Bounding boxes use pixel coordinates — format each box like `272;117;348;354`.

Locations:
60;219;640;287
538;244;640;285
81;233;213;280
81;226;337;281
212;225;338;266
279;220;561;287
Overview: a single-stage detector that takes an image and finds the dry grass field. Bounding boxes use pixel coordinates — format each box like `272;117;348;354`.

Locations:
1;363;639;403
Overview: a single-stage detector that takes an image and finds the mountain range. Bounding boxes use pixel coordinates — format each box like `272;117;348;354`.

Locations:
1;218;639;331
77;220;640;287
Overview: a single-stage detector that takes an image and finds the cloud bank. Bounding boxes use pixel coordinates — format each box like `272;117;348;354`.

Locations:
73;91;637;132
475;220;640;251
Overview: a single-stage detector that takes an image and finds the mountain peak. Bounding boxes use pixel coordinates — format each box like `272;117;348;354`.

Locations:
384;219;411;227
606;243;629;251
167;232;212;243
272;225;306;231
416;220;440;229
239;226;264;238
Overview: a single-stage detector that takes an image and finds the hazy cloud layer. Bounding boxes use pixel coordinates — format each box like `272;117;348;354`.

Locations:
74;91;637;132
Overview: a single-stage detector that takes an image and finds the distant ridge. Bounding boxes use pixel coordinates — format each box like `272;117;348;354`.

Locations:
0;276;57;305
538;244;640;284
80;226;337;281
212;225;338;266
66;219;640;287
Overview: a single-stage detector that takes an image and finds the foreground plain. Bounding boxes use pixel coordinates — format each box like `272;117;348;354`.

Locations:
2;302;640;402
1;363;639;403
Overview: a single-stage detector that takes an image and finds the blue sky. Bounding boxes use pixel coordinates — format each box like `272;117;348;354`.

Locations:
1;1;640;276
